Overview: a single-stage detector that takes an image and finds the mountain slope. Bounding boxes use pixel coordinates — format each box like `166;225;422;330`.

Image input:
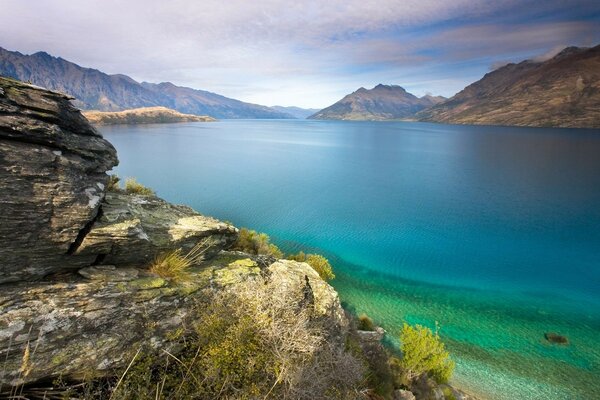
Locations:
417;45;600;128
271;106;320;119
309;84;445;120
0;47;292;119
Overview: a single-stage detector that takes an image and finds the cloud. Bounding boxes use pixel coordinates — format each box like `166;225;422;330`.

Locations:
0;0;599;107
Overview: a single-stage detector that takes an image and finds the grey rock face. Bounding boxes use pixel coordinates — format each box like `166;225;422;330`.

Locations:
0;77;118;283
75;191;239;266
0;253;346;386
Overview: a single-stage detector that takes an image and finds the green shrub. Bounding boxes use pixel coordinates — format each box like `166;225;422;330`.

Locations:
305;254;335;281
231;228;283;258
398;323;455;383
124;178;155;196
357;313;375;331
288;252;335;281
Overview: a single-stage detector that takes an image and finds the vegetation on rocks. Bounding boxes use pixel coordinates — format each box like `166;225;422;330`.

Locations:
357;313;376;331
124;177;155;196
231;228;283;258
397;323;455;384
65;279;366;400
149;239;211;282
288;251;335;281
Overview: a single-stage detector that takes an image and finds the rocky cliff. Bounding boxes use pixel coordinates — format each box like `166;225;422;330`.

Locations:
418;45;600;128
0;77;347;392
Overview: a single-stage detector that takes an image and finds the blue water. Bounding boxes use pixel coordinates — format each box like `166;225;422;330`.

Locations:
101;120;600;399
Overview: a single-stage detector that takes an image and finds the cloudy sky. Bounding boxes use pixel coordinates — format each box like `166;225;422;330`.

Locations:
1;1;599;108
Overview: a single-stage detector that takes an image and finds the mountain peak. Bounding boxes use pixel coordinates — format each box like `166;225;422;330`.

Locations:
309;84;441;120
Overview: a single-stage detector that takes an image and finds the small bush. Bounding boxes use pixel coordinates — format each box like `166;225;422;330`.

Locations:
124;178;155;196
149;239;210;281
106;174;121;191
398;323;455;383
357;314;375;331
288;252;335;281
306;254;335;281
231;228;283;258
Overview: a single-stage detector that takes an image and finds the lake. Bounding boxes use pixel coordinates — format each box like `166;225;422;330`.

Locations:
101;120;600;400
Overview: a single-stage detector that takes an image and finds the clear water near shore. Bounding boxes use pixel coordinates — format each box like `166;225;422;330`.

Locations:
101;120;600;400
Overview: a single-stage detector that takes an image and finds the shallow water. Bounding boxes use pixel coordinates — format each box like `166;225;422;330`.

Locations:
101;120;600;399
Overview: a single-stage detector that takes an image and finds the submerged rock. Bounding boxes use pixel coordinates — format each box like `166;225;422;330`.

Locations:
544;332;569;345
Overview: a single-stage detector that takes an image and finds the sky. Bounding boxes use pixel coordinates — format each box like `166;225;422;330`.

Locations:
1;1;599;108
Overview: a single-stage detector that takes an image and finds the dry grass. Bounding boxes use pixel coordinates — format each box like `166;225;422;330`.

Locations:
149;238;211;281
124;178;155;196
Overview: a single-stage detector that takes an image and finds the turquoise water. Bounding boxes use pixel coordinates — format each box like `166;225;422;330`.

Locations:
101;120;600;399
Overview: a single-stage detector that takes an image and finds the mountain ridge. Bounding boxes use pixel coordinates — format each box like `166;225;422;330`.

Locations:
0;47;294;119
417;45;600;128
309;84;445;120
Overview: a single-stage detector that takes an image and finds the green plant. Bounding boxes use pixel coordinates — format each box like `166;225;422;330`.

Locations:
124;178;155;196
288;252;335;281
305;254;335;281
357;313;375;331
398;323;455;383
231;228;283;258
443;386;457;400
149;239;210;281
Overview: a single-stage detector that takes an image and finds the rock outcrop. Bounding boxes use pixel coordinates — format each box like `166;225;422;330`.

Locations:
0;253;343;386
0;78;348;391
0;77;118;283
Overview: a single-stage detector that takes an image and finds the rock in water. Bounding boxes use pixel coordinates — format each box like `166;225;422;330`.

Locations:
0;76;118;282
545;332;569;345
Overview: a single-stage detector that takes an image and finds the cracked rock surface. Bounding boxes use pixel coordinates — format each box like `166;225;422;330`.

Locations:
0;76;118;282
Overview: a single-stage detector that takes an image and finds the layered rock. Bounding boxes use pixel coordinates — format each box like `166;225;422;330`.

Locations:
0;76;118;283
0;253;343;386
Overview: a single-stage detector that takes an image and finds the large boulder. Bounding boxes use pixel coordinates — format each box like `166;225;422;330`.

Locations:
0;77;118;282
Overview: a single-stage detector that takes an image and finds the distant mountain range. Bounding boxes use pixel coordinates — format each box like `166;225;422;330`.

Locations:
309;84;445;120
271;106;321;119
0;47;294;119
418;45;600;128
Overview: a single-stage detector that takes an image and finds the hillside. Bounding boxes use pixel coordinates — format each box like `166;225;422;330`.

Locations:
417;45;600;128
0;47;293;119
309;84;445;120
83;107;215;125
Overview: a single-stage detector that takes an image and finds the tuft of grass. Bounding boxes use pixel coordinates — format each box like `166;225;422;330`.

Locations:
124;178;155;196
149;239;210;282
106;174;121;191
357;314;375;331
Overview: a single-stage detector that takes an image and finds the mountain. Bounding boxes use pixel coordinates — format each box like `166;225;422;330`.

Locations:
0;47;293;119
83;107;216;125
418;45;600;128
271;106;321;119
308;84;445;120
